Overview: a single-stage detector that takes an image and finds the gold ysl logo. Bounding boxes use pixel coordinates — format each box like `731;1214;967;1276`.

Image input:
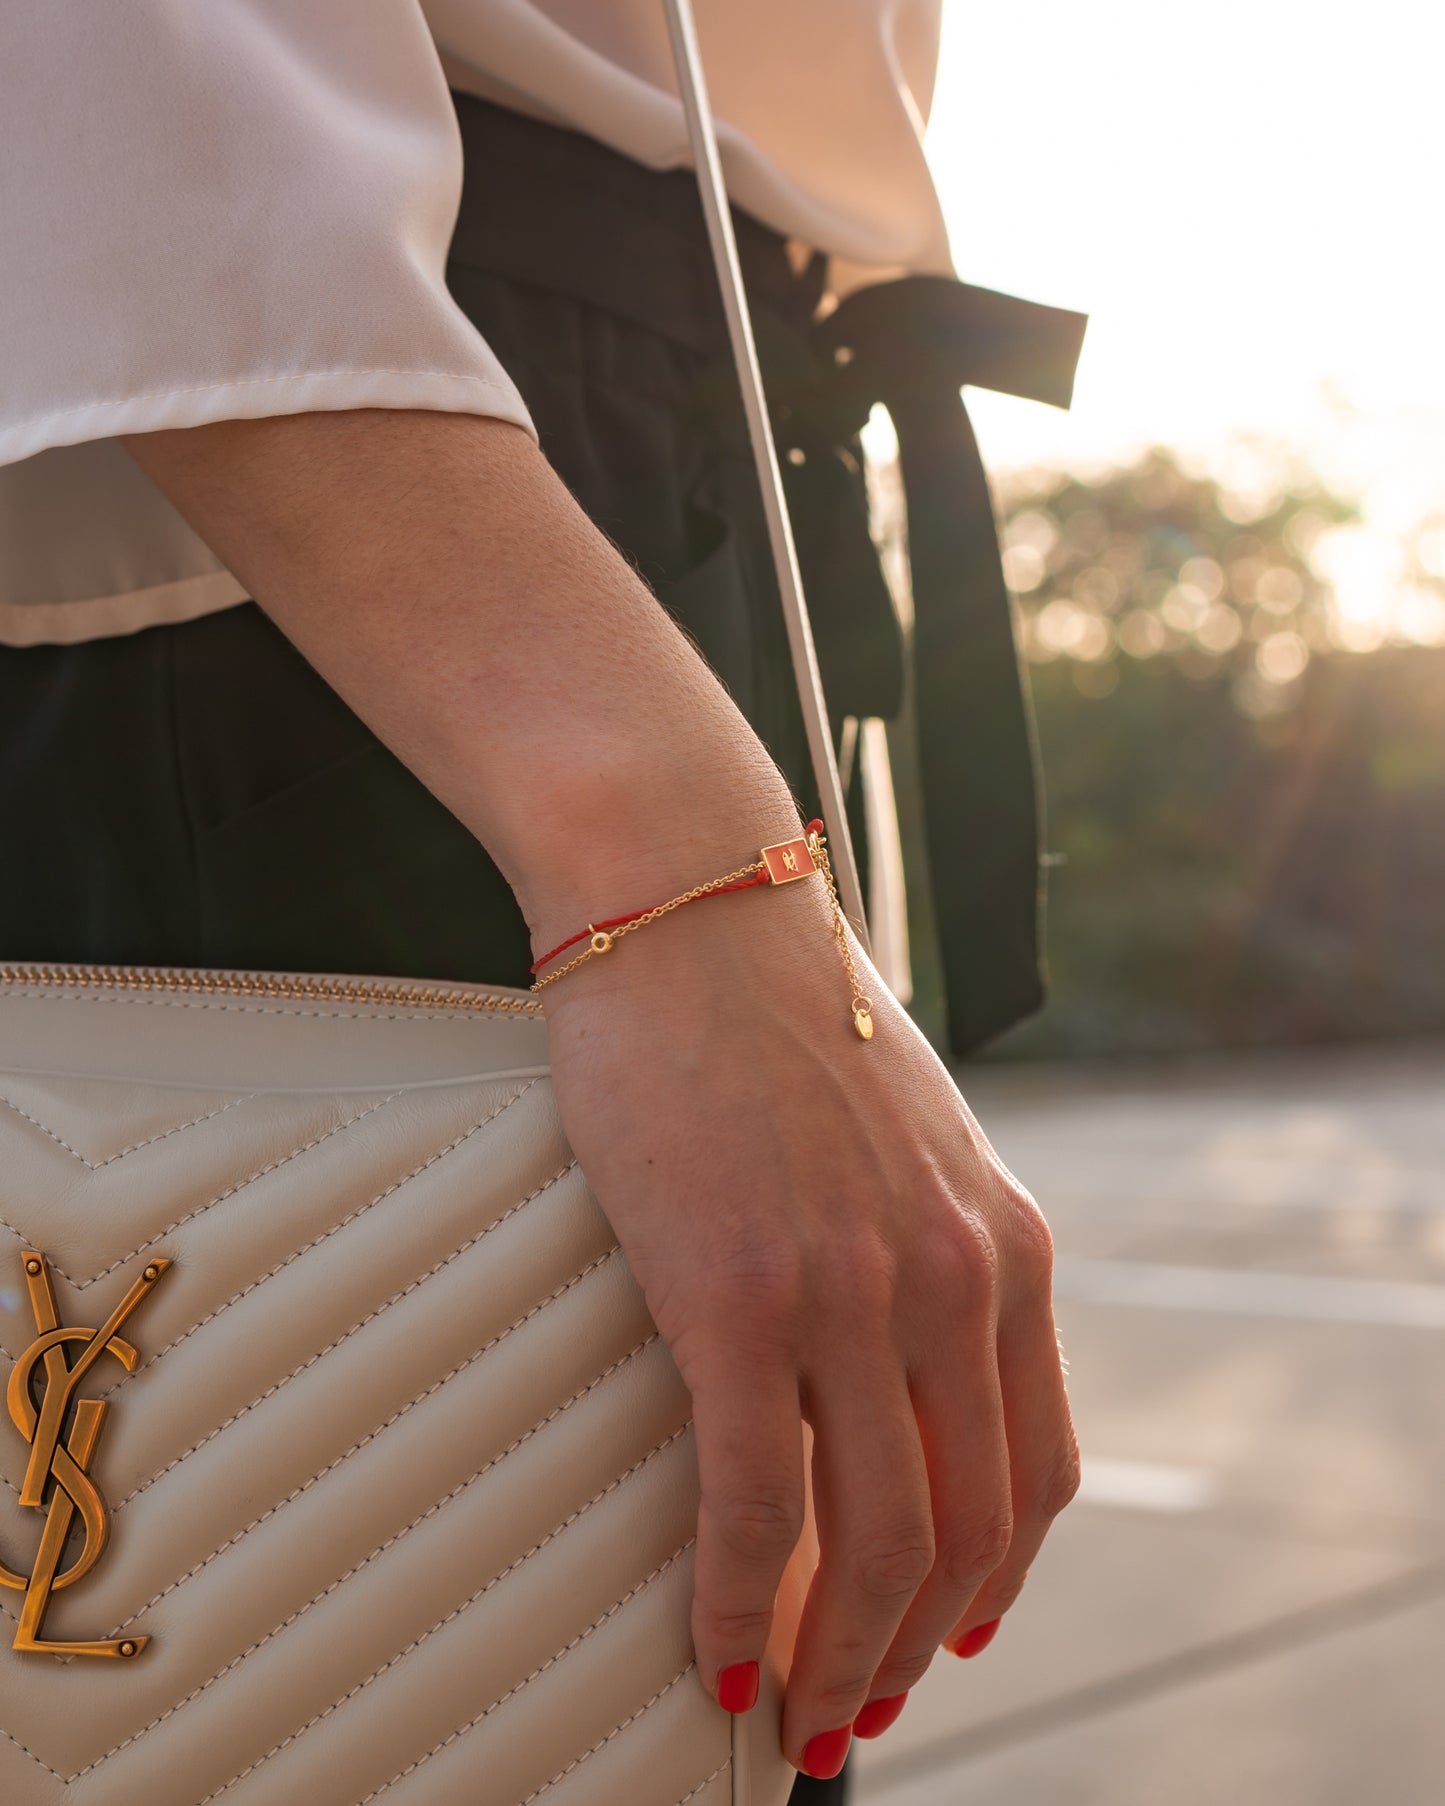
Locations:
1;1250;169;1658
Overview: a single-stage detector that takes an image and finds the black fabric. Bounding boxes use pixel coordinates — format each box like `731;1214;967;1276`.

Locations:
812;279;1087;1050
444;93;1089;1054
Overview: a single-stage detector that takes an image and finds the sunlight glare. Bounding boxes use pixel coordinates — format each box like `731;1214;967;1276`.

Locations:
925;2;1445;579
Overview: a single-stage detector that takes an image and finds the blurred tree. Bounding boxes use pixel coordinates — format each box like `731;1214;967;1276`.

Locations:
882;445;1445;1059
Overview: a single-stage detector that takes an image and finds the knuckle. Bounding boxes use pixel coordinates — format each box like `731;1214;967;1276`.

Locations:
940;1513;1014;1590
828;1232;900;1321
704;1243;806;1317
1038;1435;1083;1520
694;1599;775;1646
714;1488;806;1566
683;1266;805;1374
1004;1186;1056;1278
873;1646;938;1694
985;1567;1031;1615
953;1210;1001;1282
851;1529;937;1602
926;1211;999;1307
814;1668;881;1718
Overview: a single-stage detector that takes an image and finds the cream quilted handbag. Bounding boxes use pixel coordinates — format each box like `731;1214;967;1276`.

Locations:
0;966;814;1804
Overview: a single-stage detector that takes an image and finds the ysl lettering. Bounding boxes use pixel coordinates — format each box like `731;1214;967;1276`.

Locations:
1;1249;170;1658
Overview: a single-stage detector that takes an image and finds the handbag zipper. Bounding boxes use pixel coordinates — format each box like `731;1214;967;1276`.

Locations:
0;964;543;1015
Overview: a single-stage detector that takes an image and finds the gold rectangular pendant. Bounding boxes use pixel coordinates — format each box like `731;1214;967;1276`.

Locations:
760;837;817;885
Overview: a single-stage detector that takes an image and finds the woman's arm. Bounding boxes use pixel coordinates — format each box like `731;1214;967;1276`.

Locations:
125;406;1079;1772
126;407;793;943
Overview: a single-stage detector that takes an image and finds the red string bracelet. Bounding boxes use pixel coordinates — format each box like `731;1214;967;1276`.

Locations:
529;821;874;1039
529;868;771;974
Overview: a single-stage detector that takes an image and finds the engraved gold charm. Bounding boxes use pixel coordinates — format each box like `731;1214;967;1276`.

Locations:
1;1250;170;1658
760;836;817;886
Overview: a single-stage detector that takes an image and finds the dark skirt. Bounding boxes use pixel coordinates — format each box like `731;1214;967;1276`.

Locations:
0;89;865;1802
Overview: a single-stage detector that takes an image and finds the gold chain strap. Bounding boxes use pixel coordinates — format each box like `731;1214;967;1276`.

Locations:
530;826;874;1040
529;859;767;991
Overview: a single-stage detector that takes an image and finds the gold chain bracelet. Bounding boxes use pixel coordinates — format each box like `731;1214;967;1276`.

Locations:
528;821;874;1039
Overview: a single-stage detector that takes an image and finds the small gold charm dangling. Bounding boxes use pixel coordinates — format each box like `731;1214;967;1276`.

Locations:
806;820;878;1044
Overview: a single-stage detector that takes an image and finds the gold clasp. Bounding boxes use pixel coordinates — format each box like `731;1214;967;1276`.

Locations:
1;1251;169;1658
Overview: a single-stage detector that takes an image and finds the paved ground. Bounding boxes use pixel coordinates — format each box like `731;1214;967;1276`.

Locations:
853;1040;1445;1806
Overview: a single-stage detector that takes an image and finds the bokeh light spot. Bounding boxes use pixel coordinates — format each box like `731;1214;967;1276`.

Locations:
1006;509;1060;558
1394;585;1445;646
1118;610;1167;656
1196;603;1244;652
1256;567;1305;613
1003;543;1047;592
1074;615;1115;661
1256;631;1310;684
1178;556;1225;601
1162;584;1211;632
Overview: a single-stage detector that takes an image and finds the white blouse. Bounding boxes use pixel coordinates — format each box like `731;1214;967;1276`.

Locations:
0;1;953;646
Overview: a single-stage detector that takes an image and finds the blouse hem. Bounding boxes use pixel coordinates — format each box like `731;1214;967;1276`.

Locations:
0;368;537;469
0;570;250;648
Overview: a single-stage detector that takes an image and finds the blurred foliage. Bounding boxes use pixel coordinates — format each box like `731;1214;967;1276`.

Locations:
899;447;1445;1060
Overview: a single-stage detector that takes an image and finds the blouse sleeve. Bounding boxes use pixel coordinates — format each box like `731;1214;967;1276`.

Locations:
0;0;535;469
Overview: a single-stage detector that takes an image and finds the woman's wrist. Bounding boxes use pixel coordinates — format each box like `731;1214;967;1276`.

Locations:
120;406;811;961
496;731;806;960
534;845;851;1028
529;817;879;1050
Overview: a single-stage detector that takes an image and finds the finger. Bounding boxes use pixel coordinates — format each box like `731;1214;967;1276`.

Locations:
945;1291;1079;1651
689;1348;806;1715
860;1314;1013;1705
780;1351;935;1777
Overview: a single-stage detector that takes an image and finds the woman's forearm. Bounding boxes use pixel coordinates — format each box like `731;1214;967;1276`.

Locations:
123;407;802;950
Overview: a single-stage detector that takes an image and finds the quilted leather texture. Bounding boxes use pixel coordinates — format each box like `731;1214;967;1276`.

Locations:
0;970;806;1806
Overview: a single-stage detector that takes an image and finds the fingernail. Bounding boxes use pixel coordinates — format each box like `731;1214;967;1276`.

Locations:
801;1726;852;1778
948;1617;1002;1659
852;1692;908;1739
717;1660;760;1714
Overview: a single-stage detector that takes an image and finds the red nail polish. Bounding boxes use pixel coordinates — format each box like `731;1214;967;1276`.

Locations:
852;1692;908;1739
801;1726;852;1778
949;1617;1001;1659
717;1660;760;1714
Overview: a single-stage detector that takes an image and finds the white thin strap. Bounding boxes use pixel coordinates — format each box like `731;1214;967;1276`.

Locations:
661;0;871;948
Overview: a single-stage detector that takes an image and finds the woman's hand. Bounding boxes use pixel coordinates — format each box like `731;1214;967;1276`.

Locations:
539;873;1079;1775
121;407;1079;1773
